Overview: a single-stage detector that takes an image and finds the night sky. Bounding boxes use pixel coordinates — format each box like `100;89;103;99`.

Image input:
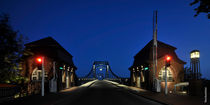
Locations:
1;0;210;79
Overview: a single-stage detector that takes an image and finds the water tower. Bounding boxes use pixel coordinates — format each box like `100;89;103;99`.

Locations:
190;50;201;80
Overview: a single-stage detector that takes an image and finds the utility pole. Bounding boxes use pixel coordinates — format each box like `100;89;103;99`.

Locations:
41;57;45;96
153;10;158;91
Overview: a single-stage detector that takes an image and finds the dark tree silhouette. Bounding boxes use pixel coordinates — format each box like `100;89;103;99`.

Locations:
0;14;25;83
190;0;210;19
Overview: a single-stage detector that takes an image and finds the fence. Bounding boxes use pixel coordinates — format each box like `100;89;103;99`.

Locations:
0;84;19;100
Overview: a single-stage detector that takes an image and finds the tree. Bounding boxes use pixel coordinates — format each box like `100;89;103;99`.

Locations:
0;14;25;83
190;0;210;19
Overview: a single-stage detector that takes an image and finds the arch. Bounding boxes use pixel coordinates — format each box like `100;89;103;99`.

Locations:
31;68;48;81
158;66;173;82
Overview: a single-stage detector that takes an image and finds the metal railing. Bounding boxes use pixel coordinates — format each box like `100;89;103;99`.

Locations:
0;86;19;98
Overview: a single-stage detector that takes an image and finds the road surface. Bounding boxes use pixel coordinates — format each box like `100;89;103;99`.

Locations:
2;80;164;105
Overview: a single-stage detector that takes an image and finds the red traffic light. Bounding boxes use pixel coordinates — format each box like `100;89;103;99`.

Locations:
165;55;172;62
36;57;42;63
165;55;172;67
166;56;171;61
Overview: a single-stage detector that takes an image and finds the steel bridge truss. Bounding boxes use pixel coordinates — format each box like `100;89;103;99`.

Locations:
84;61;120;80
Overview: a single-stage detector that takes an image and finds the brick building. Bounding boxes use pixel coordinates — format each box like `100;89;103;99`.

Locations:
21;37;77;94
129;40;186;92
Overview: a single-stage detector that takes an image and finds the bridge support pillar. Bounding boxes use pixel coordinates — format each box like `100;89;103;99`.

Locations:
93;65;96;78
131;68;136;86
136;71;141;88
66;67;70;88
70;68;75;87
106;65;109;78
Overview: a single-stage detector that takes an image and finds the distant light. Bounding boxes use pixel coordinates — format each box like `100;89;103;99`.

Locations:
144;67;149;70
59;67;64;70
99;68;102;71
182;91;187;94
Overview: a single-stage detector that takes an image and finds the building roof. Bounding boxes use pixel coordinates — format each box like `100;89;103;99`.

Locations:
132;40;186;67
134;40;176;58
25;37;72;57
24;37;76;68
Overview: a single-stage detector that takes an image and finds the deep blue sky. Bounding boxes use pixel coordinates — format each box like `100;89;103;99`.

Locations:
1;0;210;79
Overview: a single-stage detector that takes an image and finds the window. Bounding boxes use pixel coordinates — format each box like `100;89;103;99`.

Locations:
32;68;48;81
158;67;173;82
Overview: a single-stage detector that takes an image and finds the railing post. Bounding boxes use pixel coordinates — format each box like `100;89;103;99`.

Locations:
204;87;207;104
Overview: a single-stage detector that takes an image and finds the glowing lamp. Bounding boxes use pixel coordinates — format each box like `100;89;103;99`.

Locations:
36;57;42;63
166;56;171;61
59;67;64;70
144;67;149;70
165;55;172;67
190;50;200;59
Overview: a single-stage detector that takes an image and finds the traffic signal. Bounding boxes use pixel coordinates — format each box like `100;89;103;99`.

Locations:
36;57;42;70
144;67;149;70
59;67;64;70
165;55;171;67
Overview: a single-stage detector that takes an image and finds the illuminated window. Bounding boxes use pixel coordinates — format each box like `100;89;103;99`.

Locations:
32;68;48;81
190;51;200;58
158;67;173;82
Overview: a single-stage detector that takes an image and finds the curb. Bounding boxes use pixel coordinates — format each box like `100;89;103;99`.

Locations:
107;81;169;105
127;89;169;105
0;97;14;104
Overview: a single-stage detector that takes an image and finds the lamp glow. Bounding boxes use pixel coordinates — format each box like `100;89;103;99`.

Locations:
165;55;171;61
190;50;200;59
36;57;42;63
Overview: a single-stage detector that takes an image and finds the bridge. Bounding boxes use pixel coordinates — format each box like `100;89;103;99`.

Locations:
78;61;129;84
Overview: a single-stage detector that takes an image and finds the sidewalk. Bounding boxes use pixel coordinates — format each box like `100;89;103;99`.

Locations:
0;87;81;105
129;87;209;105
1;92;68;105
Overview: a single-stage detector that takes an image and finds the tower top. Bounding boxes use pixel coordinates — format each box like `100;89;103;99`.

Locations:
190;50;200;59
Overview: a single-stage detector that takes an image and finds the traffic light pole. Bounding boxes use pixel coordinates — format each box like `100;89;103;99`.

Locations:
165;66;168;95
164;55;171;95
42;57;45;96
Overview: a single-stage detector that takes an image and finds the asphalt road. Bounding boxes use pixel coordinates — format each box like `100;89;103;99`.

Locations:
2;80;164;105
53;80;163;105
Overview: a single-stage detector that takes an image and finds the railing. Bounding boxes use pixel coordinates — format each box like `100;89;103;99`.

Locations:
0;87;18;98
